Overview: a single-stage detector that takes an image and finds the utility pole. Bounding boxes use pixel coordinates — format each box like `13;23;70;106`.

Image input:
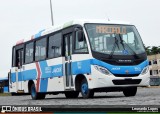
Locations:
50;0;54;26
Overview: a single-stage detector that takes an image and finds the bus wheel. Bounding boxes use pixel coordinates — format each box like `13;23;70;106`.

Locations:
81;79;94;98
65;91;79;98
123;87;137;97
11;93;17;96
31;84;45;100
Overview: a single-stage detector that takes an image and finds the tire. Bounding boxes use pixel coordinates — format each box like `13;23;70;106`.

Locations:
11;93;17;96
123;87;137;97
81;79;94;98
65;91;79;98
31;84;46;100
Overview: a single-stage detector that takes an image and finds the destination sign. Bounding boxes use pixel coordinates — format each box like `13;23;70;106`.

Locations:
96;26;126;34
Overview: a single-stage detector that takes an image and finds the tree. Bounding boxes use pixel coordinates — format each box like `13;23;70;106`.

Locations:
144;45;160;55
145;46;151;55
151;46;159;55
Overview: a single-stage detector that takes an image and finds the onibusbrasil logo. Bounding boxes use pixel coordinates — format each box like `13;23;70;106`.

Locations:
1;106;42;113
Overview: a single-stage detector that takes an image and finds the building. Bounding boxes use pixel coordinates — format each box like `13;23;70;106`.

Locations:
148;54;160;77
148;54;160;86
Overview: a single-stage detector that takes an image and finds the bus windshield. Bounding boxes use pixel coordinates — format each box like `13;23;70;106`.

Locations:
85;24;145;56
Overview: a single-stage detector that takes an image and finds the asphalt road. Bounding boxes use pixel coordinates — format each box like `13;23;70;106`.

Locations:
0;87;160;106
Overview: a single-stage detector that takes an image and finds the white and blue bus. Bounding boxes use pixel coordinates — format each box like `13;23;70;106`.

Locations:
9;20;149;100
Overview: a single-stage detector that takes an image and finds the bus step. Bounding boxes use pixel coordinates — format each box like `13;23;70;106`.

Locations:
17;90;24;93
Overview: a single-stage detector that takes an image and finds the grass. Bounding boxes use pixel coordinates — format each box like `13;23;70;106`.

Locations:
0;93;11;96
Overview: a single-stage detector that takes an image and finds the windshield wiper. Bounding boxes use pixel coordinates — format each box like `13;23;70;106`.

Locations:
109;36;119;59
119;34;139;59
119;34;125;50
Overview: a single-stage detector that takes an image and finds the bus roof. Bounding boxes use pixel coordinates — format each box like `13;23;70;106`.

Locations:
35;19;132;38
15;19;132;45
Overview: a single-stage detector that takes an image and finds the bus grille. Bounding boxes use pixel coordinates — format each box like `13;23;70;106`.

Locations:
113;74;140;77
112;79;142;85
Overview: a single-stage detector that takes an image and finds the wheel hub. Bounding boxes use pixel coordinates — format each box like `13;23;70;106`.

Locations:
82;83;88;95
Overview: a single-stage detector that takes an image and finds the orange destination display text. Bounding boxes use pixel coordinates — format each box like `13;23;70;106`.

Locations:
96;26;126;34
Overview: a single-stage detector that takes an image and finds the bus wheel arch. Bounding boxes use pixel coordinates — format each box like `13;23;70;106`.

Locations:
75;74;86;92
30;82;46;100
75;74;94;98
28;80;34;93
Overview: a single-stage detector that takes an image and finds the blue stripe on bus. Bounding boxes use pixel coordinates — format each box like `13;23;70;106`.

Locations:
39;61;50;78
72;59;148;75
11;70;37;83
39;61;48;92
91;59;148;74
23;69;37;80
11;72;23;82
10;59;148;83
51;64;63;77
72;59;91;74
39;79;48;92
11;73;16;82
38;60;63;92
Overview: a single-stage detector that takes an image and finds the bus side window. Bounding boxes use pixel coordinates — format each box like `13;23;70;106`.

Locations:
48;33;62;58
12;47;16;67
74;31;88;53
16;49;22;68
25;42;34;64
35;38;47;61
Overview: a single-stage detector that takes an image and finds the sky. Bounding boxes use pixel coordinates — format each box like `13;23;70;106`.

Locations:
0;0;160;77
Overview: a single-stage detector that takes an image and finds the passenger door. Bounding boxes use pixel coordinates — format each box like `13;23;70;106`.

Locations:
16;48;24;91
63;33;74;90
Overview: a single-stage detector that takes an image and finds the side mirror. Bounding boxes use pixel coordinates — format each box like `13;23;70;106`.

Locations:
77;30;84;42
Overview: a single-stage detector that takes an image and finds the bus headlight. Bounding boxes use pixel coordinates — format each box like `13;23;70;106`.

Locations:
94;65;111;75
141;66;149;75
